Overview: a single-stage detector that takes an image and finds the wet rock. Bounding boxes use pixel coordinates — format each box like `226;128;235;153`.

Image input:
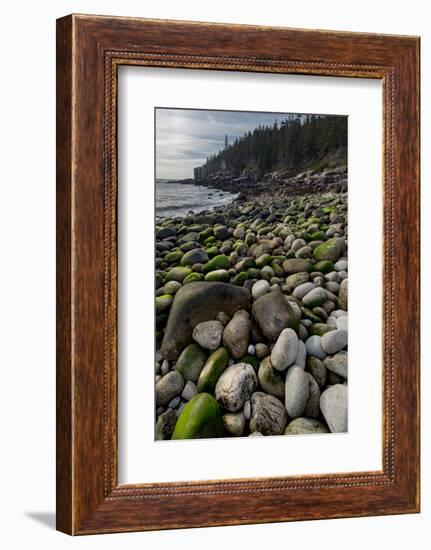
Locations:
155;408;177;440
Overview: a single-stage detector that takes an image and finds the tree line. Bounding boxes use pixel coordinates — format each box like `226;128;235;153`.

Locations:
198;114;347;177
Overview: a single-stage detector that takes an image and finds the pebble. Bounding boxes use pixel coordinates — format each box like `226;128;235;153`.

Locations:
305;335;327;359
215;363;257;412
155;371;185;406
247;344;256;355
307;356;327;388
223;411;246;436
252;279;270;299
168;396;181;409
161;359;170;375
337;277;348;306
324;351;348;379
302;287;327;308
294;340;307;368
255;343;269;359
284;366;309;418
271;328;299;371
192;320;224;350
320;384;348;433
336;315;348;331
292;282;315;300
223;310;251;359
181;380;198;401
334;259;348;271
304;373;320;418
250;392;288;435
244;400;251;420
285;417;329;435
321;329;348;354
155;409;177;440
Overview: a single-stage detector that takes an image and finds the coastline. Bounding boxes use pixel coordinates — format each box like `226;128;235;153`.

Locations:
155;169;348;440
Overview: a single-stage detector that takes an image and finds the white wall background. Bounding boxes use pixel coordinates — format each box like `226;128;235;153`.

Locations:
0;0;427;548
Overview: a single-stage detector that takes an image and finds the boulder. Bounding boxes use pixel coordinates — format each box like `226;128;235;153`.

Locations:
252;291;298;341
161;282;251;359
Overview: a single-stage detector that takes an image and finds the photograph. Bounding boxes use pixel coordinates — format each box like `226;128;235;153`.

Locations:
155;107;348;440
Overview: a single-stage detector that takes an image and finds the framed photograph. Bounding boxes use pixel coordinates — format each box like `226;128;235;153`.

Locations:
56;14;420;535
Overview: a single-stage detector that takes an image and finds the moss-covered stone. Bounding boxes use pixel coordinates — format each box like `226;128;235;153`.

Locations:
183;272;204;284
255;253;272;268
257;357;285;400
175;343;206;383
197;348;229;393
310;323;335;336
204;269;230;282
232;271;249;285
202;254;230;273
172;393;224;439
313;259;334;273
155;294;173;314
165;266;192;283
313;238;345;262
164;249;184;264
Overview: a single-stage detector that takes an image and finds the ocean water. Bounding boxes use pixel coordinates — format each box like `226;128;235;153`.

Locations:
156;180;238;219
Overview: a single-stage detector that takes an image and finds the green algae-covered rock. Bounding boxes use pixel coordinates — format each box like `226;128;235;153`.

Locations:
165;266;192;283
172;393;224;439
232;271;249;285
255;253;272;268
257;357;285;400
313;238;345;262
202;254;230;273
313;260;334;273
197;347;229;393
175;343;206;383
183;272;204;284
155;294;173;314
205;269;230;282
163;280;182;295
164;250;184;264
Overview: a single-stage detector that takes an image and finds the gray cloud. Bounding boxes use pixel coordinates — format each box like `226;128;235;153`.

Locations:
155;108;303;179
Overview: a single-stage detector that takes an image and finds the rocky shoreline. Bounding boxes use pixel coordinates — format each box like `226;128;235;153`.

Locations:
155;178;348;439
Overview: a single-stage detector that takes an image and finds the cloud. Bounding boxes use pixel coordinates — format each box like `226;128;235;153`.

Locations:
155;108;299;179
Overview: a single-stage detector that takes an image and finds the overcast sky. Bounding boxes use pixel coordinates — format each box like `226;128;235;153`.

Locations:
155;108;301;180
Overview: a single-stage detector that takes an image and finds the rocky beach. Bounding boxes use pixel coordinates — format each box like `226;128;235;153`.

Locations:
154;167;348;440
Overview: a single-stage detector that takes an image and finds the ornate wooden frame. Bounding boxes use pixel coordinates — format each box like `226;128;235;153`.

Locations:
56;14;420;535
